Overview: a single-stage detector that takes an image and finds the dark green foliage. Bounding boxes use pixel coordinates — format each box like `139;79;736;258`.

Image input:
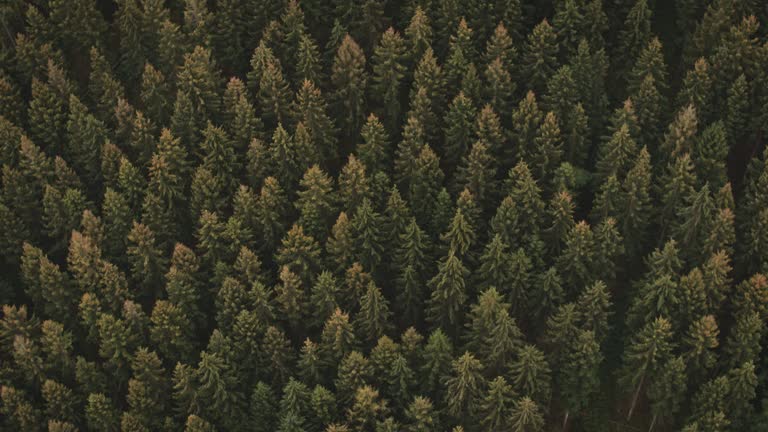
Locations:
3;3;768;431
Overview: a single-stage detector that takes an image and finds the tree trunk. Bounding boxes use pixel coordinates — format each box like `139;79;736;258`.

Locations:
648;413;658;432
627;374;645;421
562;411;570;431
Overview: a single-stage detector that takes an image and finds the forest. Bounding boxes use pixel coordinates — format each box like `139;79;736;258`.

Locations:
0;0;767;430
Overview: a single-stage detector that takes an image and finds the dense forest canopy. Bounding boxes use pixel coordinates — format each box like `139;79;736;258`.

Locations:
1;0;768;431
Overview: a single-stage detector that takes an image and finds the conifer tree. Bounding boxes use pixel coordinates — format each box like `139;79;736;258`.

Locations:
318;308;358;371
444;352;485;424
723;311;764;370
426;251;469;333
411;48;446;130
332;35;368;141
444;19;476;98
338;155;372;212
177;46;222;125
509;397;544;432
351;198;384;274
382;187;411;251
353;115;389;176
620;316;675;421
443;93;477;173
726;73;748;146
405;396;437;432
509;344;552;407
521;19;559;94
509;92;543;166
617;0;652;76
394;116;425;190
620;146;652;255
404;7;432;67
409;145;444;226
371;28;407;132
294;80;338;165
355;281;393;343
628;37;668;100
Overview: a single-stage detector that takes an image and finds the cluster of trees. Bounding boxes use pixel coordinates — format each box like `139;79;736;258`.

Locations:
1;0;768;430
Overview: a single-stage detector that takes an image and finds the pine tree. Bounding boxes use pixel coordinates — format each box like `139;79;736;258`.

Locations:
381;187;411;251
65;95;107;187
182;0;212;48
177;46;222;125
259;60;293;128
249;382;277;432
620;316;675;421
346;385;388;431
508;397;545;432
404;6;432;67
426;251;469;333
477;376;515;431
371;28;407;132
509;92;543;166
620;146;652;255
559;330;602;428
556;221;596;293
351;198;384;273
224;81;264;153
531;111;562;185
325;212;354;274
521;19;559;94
405;396;437;432
617;0;652;78
332;35;368;141
335;350;371;406
443;93;477;173
628;38;668;100
444;352;485;424
444;19;476;97
725;73;749;146
661;105;698;164
543;64;578;133
85;393;120;432
485;22;517;67
692;121;728;189
595;122;638;183
411;48;446;132
678;57;714;123
483;60;516;128
509;344;552;407
726;361;758;427
643;355;686;431
196;351;245;428
275;266;306;329
529;267;565;322
294;79;338;165
338;155;372;212
255;177;289;255
126;221;167;297
723;311;764;370
354;281;393;343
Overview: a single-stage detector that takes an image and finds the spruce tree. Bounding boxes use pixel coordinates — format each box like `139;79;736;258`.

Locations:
443;93;477;173
444;352;486;425
509;397;544;432
332;35;368;141
620;316;675;421
354;281;393;344
371;28;407;132
509;344;552;407
559;330;602;428
521;19;559;94
294;79;338;165
426;251;469;333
